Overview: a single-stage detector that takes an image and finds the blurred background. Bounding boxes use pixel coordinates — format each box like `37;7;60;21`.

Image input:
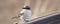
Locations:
0;0;60;24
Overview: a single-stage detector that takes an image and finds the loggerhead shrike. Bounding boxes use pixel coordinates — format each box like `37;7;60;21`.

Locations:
19;6;32;22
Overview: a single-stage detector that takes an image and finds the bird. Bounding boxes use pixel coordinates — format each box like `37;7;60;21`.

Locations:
20;6;32;22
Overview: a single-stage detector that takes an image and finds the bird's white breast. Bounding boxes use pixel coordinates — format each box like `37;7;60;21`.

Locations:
20;9;32;19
